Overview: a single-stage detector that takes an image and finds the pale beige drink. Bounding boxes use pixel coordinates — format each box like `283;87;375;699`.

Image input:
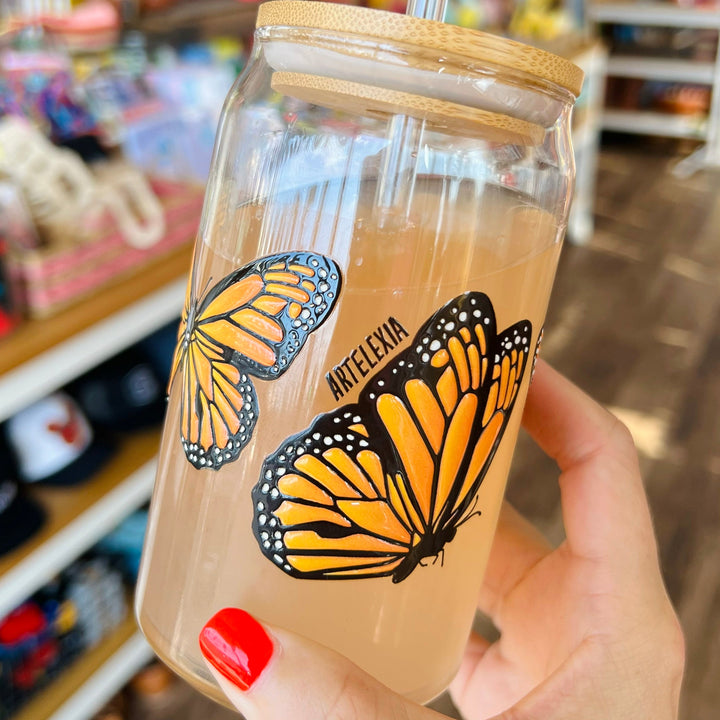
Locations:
136;179;561;706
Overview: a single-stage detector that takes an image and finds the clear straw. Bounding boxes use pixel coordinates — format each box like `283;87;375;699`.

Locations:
375;0;448;224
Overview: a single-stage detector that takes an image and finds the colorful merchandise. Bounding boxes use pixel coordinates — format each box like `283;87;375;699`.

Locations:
0;50;99;142
0;116;96;224
6;177;202;318
0;556;126;716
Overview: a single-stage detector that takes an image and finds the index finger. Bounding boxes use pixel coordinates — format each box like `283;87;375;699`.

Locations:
521;361;657;565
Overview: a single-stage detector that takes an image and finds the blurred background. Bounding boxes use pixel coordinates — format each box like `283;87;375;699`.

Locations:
0;0;717;719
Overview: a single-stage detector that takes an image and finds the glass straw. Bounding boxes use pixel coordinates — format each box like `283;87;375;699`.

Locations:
375;0;448;224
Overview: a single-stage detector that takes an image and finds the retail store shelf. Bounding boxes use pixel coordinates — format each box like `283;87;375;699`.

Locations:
589;2;720;29
602;109;708;139
13;615;154;720
0;244;191;423
607;56;716;84
0;430;159;620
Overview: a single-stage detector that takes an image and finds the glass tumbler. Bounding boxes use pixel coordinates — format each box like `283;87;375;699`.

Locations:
136;1;583;707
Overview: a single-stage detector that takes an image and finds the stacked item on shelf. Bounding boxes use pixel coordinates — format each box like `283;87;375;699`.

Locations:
0;319;176;720
0;277;184;719
0;322;174;559
0;4;247;719
0;553;131;719
0;7;243;323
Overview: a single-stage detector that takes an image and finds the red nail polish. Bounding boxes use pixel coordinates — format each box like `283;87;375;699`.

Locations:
199;608;273;691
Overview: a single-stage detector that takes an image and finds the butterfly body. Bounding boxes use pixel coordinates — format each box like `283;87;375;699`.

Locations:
252;292;532;583
170;252;341;470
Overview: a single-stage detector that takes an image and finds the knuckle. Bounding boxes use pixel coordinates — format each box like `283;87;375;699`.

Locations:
322;670;382;720
608;415;635;454
323;671;362;720
496;707;527;720
665;612;686;677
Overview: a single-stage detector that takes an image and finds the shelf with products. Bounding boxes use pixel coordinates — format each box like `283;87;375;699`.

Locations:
0;430;160;621
11;614;152;720
0;244;191;424
588;1;720;172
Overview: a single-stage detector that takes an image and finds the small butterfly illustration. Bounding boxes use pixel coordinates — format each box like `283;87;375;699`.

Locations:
170;252;341;470
252;291;531;583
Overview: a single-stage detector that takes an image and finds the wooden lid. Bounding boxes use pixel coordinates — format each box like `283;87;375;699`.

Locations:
257;1;584;97
271;72;545;144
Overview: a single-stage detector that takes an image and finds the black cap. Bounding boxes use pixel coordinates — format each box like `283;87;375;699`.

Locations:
69;347;166;432
0;434;45;557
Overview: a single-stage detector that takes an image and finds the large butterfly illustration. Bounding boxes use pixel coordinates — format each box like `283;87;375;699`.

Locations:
251;292;531;583
170;252;341;470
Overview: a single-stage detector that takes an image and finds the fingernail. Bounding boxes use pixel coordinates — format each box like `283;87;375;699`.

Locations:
199;608;273;691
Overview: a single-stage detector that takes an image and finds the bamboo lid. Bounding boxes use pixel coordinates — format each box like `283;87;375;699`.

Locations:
271;72;545;145
257;1;584;98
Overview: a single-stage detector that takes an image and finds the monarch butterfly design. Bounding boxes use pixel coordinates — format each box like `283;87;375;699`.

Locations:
251;292;531;583
169;252;342;470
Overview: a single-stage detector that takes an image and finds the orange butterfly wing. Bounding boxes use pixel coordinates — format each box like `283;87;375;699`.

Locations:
171;252;341;469
252;292;531;582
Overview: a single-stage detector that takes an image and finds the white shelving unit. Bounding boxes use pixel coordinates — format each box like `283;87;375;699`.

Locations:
0;277;185;423
0;246;192;720
568;39;608;245
0;457;156;620
589;1;720;174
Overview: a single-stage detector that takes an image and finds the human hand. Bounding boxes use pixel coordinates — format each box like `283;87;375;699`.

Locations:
198;361;685;720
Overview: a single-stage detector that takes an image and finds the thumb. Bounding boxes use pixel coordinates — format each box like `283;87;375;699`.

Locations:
199;607;446;720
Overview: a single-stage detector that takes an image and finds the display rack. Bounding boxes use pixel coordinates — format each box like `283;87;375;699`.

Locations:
588;2;720;174
0;430;159;619
0;245;192;719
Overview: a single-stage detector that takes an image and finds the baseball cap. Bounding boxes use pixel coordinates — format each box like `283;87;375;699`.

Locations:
68;347;166;431
3;392;114;487
0;435;46;558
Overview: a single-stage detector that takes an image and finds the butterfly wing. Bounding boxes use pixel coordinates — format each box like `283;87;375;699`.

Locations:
177;326;259;469
252;291;532;582
252;408;417;579
173;251;341;470
419;297;531;534
193;252;342;380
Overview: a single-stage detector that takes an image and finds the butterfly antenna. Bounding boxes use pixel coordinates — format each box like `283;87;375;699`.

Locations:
456;496;482;528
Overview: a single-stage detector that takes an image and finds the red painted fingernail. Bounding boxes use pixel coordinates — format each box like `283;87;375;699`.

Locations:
199;608;273;691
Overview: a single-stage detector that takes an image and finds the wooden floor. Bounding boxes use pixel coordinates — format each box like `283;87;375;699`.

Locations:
174;144;720;719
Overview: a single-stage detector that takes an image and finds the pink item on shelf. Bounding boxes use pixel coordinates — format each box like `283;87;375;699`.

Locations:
44;0;121;52
6;178;203;318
